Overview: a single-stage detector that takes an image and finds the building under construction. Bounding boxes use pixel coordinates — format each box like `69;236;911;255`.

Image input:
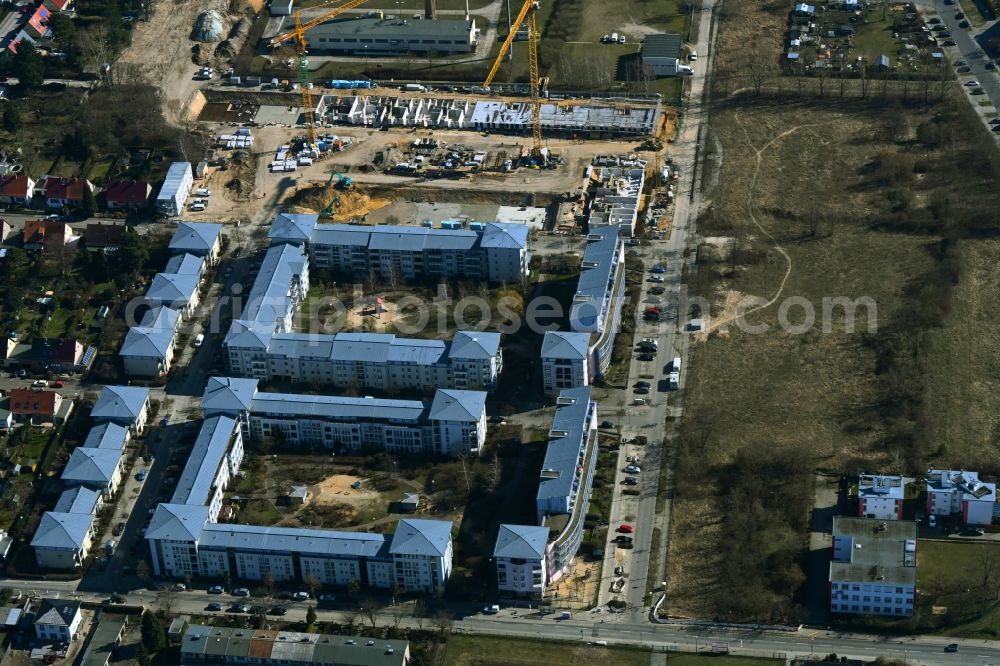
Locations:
316;95;659;138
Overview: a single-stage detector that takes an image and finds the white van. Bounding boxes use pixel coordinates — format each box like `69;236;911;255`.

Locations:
689;49;698;61
195;187;211;197
194;333;205;347
668;372;680;390
188;203;206;212
672;356;682;372
633;398;646;406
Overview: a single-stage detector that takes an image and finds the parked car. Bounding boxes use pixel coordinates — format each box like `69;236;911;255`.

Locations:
634;381;650;389
232;587;251;597
229;603;249;613
206;602;223;611
292;591;310;601
624;465;641;474
986;61;996;70
482;604;500;614
173;583;187;591
618;523;634;533
633;387;649;395
928;515;938;528
650;265;666;274
31;380;47;387
622;477;639;486
488;415;505;424
649;286;665;295
945;643;959;652
269;606;288;616
319;593;337;602
51;380;64;388
638;353;655;361
959;20;970;28
113;522;125;536
650;276;665;283
954;11;964;18
600;420;615;429
208;585;225;594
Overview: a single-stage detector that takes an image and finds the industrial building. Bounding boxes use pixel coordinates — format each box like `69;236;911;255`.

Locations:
640;33;683;76
493;387;597;593
301;16;478;55
155;162;193;217
829;517;916;617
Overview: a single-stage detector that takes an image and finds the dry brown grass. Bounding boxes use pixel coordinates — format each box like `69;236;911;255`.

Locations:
666;44;1000;619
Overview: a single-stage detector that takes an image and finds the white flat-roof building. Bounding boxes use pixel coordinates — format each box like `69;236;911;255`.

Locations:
926;469;996;525
858;474;907;521
829;517;916;617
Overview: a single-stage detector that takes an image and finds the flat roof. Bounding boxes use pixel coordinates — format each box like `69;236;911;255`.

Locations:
830;517;917;587
570;230;622;333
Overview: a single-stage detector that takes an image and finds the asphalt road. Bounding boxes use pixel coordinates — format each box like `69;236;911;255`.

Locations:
922;0;1000;136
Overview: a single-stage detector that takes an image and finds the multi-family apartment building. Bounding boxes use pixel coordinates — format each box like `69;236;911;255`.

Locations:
309;221;528;283
494;387;596;595
858;474;907;521
539;230;625;395
829;517;917;617
244;388;487;457
493;524;549;599
227;330;503;392
540;331;591;397
170;416;243;523
926;469;996;525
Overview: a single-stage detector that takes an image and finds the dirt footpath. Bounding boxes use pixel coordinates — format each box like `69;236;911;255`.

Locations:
311;474;379;505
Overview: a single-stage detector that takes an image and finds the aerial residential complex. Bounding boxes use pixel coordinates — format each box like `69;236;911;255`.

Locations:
925;469;997;525
302;16;479;55
145;377;456;593
494;386;598;596
829;517;917;617
541;230;625;394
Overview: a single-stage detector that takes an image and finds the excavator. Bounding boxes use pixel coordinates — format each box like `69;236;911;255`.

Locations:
319;170;353;218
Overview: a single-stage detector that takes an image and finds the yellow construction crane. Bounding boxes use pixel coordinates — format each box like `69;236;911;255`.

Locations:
268;0;374;147
484;0;543;158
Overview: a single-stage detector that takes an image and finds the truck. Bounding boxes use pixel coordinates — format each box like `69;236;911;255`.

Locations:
668;371;680;390
677;64;694;76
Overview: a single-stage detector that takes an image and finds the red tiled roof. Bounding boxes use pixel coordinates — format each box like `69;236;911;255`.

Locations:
44;0;73;10
10;388;58;416
22;220;46;245
26;6;49;37
0;174;32;198
101;180;150;206
42;177;89;202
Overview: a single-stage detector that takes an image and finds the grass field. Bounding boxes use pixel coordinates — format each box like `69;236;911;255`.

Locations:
441;635;780;666
917;540;1000;637
661;0;1000;623
923;239;1000;468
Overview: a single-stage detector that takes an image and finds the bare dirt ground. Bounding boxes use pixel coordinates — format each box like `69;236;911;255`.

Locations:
311;474;380;504
119;0;262;123
549;557;602;610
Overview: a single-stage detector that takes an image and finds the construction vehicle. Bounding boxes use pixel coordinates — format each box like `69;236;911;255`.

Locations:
483;0;544;160
319;169;353;218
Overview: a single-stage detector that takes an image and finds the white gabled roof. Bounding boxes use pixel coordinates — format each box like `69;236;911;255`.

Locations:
448;331;501;361
146;503;210;543
169;221;223;254
91;385;149;423
428;389;486;423
389;519;452;557
31;512;94;551
541;331;591;360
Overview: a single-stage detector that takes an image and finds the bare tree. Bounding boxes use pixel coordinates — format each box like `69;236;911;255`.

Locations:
744;57;774;96
360;597;379;628
161;588;177;615
304;574;320;597
412;599;427;630
341;607;361;633
262;572;275;599
432;610;453;637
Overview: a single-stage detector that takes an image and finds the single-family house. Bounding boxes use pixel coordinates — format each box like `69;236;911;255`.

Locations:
0;174;35;206
23;219;73;252
33;599;82;642
100;180;152;211
9;388;64;423
43;0;75;11
24;5;51;39
35;176;94;210
84;223;126;252
8;337;88;373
